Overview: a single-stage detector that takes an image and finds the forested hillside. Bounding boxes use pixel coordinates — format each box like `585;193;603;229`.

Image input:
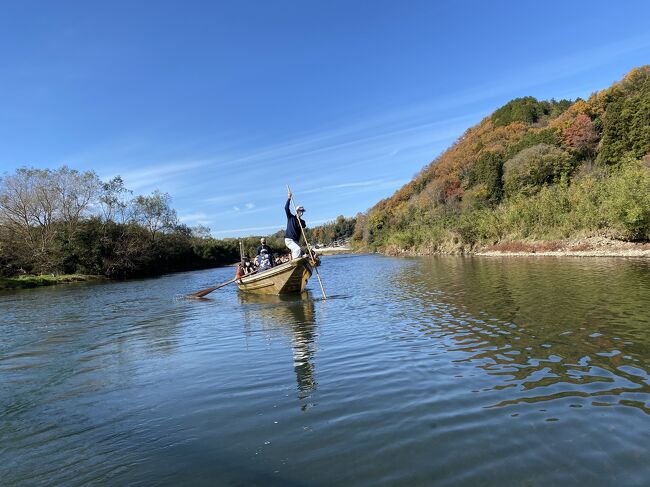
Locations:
353;66;650;253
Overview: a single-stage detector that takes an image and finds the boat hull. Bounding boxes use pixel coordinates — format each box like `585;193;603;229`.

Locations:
237;257;313;295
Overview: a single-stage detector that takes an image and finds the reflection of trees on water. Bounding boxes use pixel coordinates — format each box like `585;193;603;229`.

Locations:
394;256;650;414
239;293;318;404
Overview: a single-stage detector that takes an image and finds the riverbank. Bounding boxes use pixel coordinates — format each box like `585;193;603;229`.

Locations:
477;237;650;257
315;246;353;255
383;237;650;257
0;274;103;290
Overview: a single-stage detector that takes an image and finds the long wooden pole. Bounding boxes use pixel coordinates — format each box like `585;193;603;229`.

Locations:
287;185;327;299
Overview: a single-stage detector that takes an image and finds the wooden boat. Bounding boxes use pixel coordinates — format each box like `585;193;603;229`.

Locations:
237;256;315;295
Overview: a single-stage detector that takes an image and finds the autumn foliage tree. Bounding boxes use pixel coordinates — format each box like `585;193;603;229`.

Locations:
561;113;599;158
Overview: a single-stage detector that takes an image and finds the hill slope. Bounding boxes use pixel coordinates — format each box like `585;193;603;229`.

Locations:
353;66;650;253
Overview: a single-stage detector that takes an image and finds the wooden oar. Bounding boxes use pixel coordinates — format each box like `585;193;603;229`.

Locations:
190;277;238;298
287;184;327;299
190;266;259;298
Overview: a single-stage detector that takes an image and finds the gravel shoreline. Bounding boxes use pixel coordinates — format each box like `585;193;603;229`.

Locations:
383;237;650;258
476;249;650;257
476;236;650;257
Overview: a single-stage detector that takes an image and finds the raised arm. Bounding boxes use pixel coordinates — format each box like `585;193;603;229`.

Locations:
285;197;292;218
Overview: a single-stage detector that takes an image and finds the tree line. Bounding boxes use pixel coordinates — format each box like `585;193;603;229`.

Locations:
0;167;219;277
0;167;357;278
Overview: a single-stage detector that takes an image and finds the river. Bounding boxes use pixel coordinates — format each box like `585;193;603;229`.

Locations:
2;254;650;486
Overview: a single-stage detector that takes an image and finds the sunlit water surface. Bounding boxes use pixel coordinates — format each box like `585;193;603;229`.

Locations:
2;254;650;486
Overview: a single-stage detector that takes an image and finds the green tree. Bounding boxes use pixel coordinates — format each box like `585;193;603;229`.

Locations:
465;151;504;205
99;176;132;224
597;67;650;166
132;190;178;242
503;144;573;196
602;159;650;240
492;97;572;127
0;167;101;273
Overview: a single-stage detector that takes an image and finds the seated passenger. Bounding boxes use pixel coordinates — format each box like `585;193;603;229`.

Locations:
257;238;274;265
242;258;255;275
256;248;273;272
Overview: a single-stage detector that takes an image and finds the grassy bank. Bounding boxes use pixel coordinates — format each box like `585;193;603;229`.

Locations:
0;274;102;290
364;161;650;255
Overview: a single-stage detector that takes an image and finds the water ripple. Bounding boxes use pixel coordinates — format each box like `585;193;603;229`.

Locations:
2;256;650;485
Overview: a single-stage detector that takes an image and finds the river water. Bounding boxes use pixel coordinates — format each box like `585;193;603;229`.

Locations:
2;254;650;486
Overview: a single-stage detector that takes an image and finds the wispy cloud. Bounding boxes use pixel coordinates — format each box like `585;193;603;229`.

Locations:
209;204;274;220
213;224;284;236
390;34;650;120
104;159;213;192
179;211;211;226
203;190;262;205
301;178;397;195
209;112;480;176
89;33;646;201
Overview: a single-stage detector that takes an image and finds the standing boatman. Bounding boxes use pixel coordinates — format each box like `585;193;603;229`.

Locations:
285;189;306;259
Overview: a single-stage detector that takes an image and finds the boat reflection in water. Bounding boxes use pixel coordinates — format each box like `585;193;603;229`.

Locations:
239;292;318;405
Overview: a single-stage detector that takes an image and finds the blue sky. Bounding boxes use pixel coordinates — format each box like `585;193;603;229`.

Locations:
1;1;649;237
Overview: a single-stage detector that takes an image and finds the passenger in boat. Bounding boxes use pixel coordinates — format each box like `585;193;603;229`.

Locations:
242;258;255;275
275;253;290;265
257;237;274;265
255;248;273;272
285;190;306;259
